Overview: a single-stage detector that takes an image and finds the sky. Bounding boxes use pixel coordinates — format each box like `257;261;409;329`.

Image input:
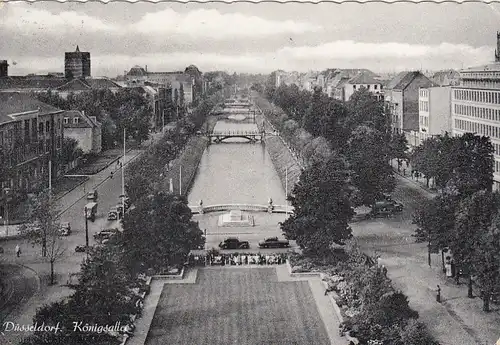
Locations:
1;1;500;77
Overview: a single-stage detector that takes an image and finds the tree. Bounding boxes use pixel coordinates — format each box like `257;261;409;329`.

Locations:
19;191;66;284
472;211;500;311
390;132;408;171
450;133;494;196
120;191;205;275
399;319;439;345
451;190;500;297
60;137;83;166
281;153;354;256
346;87;390;137
413;193;458;270
347;125;395;206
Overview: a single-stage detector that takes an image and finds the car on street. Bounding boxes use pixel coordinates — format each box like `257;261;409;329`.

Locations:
59;222;71;236
258;237;290;249
87;190;98;201
218;237;250;250
367;200;404;218
107;207;120;221
75;245;87;253
94;229;119;242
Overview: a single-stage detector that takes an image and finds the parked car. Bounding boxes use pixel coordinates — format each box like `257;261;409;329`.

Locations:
258;237;290;249
85;202;98;222
107;207;119;221
218;237;250;250
59;222;71;236
367;200;404;218
94;229;118;242
87;190;98;201
75;245;87;253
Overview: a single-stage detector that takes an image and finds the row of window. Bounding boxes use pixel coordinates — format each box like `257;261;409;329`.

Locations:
454;89;500;104
63;117;80;125
419;100;429;112
419;115;429;128
419;89;429;98
495;161;500;174
462;71;500;79
460;80;500;89
454;118;500;140
453;104;500;122
352;84;381;91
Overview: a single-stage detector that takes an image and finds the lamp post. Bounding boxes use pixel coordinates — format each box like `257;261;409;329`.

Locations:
121;128;126;213
84;206;89;259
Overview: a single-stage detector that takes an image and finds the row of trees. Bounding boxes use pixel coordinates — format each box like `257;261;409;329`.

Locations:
19;90;221;344
412;133;499;312
36;88;152;149
259;82;406;208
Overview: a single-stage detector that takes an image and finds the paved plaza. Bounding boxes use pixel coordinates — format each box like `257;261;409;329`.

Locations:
143;268;331;345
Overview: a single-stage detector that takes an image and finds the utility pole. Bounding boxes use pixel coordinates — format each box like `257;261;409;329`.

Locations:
179;166;182;196
285;166;288;219
84;205;89;260
43;160;52;257
122;128;126;213
162;109;165;134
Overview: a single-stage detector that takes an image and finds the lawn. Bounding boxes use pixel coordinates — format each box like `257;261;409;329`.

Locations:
145;268;330;345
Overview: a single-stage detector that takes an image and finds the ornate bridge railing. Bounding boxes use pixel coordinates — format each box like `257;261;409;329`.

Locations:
189;204;294;215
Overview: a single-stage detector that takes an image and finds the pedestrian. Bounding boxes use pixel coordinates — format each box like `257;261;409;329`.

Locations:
382;265;388;277
116;160;120;169
110;171;114;179
436;285;441;303
15;244;21;257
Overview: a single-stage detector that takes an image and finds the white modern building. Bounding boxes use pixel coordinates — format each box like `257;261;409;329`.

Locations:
452;62;500;190
417;86;452;146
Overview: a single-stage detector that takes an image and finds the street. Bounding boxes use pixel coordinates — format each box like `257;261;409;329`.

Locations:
0;147;145;344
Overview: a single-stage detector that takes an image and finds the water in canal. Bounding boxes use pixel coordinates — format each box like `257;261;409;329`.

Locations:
188;120;287;206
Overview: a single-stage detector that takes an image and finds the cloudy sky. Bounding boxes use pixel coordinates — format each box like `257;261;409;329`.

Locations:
1;1;500;77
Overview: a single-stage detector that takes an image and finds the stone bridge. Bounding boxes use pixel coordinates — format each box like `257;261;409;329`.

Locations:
189;203;294;215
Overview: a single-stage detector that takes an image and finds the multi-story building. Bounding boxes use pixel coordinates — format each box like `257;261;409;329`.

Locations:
343;72;384;101
385;71;436;137
64;46;91;79
431;69;460;86
452;62;500;190
63;110;102;154
0;93;64;219
125;65;203;104
415;86;452;147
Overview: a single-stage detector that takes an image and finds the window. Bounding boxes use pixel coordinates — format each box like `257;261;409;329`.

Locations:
39;122;44;134
45;121;50;133
73;117;80;124
63;117;69;124
374;85;378;90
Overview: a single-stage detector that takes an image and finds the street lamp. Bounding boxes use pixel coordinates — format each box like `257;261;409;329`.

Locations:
84;205;89;259
1;188;11;236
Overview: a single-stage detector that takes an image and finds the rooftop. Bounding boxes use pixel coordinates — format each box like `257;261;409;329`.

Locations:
63;110;101;129
348;72;381;85
461;63;500;73
0;92;63;125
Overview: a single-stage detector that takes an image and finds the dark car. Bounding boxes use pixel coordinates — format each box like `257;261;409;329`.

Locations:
75;245;87;253
218;237;250;250
258;237;290;249
367;200;404;218
93;229;118;242
87;190;98;201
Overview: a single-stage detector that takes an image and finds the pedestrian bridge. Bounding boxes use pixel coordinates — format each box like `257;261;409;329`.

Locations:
199;130;265;143
189;204;294;215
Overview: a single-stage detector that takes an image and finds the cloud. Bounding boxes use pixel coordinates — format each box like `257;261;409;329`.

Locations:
2;3;119;33
131;9;322;38
8;39;494;77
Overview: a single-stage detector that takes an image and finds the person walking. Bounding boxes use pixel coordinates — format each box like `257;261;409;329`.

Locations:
110;171;114;179
15;244;21;257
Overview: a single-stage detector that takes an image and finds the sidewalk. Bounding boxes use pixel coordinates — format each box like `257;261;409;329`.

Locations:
386;161;500;345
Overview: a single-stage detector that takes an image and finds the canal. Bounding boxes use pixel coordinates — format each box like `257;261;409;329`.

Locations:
188;119;287;206
188;116;289;250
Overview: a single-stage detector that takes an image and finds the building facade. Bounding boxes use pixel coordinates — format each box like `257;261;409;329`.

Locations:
385;71;436;135
451;62;500;190
343;72;384;101
63;110;102;154
415;86;452;147
64;46;91;79
0;93;64;220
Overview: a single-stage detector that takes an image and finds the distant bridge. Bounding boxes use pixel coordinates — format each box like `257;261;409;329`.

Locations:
199;130;266;143
189;203;294;215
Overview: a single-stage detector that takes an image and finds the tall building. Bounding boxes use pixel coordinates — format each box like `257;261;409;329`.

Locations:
0;60;8;77
417;86;452;146
64;46;91;79
452;33;500;190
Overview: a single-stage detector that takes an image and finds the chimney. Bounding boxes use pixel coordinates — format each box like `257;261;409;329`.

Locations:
145;65;148;72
